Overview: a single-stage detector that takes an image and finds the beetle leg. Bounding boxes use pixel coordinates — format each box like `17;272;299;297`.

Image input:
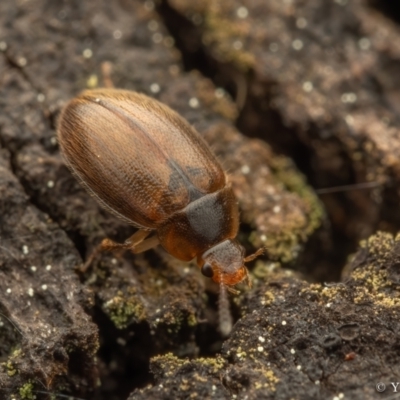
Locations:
80;230;151;272
122;230;152;249
226;286;240;295
244;267;252;288
244;247;264;263
100;231;159;254
130;235;160;253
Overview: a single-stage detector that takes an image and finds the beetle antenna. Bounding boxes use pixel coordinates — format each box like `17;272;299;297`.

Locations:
0;311;24;337
315;180;385;194
218;281;233;337
33;390;87;400
0;388;88;400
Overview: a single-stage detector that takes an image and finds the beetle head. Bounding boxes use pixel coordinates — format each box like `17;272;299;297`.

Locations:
198;239;248;286
198;240;264;336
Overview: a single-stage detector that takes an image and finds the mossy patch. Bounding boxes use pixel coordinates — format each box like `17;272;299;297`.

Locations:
249;154;324;263
103;291;147;329
271;155;324;240
19;381;35;400
1;347;22;377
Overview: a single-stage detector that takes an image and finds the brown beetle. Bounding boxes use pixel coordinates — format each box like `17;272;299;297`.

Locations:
57;89;262;334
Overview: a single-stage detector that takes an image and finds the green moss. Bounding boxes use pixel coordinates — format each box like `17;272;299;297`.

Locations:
103;291;146;329
252;230;303;264
5;359;17;377
19;381;36;400
187;313;198;327
1;347;22;377
272;156;324;237
246;154;323;263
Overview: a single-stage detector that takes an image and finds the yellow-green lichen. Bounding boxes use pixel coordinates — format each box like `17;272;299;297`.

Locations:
152;353;187;376
235;346;248;360
345;232;400;307
257;366;279;392
152;353;226;376
297;232;400;309
149;353;226;396
261;290;275;307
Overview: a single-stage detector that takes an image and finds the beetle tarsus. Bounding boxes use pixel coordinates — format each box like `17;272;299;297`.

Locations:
244;247;264;263
79;229;154;273
226;286;240;295
244;267;252;288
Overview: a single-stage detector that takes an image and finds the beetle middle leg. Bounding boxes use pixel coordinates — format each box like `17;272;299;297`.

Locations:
130;235;160;253
81;229;158;272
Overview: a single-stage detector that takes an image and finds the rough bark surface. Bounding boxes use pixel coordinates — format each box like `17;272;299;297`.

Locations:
130;232;400;400
167;0;400;267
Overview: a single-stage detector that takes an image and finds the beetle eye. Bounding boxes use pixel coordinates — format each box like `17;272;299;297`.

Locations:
201;263;214;278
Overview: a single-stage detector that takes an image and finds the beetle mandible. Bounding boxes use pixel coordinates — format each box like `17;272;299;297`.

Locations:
57;88;263;334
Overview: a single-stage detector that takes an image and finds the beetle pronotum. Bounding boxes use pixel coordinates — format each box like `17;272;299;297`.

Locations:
57;89;263;335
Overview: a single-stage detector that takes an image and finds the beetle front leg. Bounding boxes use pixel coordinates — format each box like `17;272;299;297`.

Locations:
80;229;152;272
244;247;264;263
